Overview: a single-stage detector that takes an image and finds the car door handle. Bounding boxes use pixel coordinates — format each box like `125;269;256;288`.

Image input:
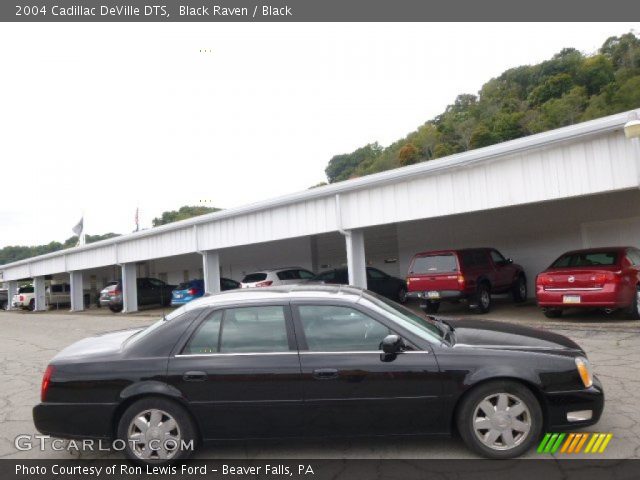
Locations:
183;371;207;382
312;368;339;380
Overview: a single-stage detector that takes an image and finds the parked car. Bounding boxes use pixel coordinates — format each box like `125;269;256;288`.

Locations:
536;247;640;319
12;283;76;311
34;285;603;463
97;281;120;308
0;288;7;310
312;266;408;303
240;267;315;288
406;248;527;314
106;278;176;313
171;278;240;306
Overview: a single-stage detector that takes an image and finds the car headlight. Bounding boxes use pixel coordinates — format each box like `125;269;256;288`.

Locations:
575;357;593;388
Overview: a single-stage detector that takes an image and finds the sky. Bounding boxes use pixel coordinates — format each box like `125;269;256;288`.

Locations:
0;22;638;248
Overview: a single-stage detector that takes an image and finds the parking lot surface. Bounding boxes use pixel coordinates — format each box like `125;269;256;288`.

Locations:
1;300;639;460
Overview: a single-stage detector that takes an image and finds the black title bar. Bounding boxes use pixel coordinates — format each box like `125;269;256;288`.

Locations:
2;0;640;22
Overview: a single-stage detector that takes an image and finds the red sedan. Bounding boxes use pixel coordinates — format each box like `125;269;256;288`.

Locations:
536;247;640;319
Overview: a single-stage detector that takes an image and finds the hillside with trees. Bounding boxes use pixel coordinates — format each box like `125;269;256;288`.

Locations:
325;32;640;183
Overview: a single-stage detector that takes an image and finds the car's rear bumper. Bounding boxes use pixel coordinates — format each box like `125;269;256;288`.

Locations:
406;290;465;301
537;288;629;308
544;376;604;430
33;403;117;439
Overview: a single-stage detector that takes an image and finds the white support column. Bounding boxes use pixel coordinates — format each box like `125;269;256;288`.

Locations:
33;276;47;311
69;271;84;312
6;281;17;310
202;250;221;294
121;263;138;313
345;229;367;289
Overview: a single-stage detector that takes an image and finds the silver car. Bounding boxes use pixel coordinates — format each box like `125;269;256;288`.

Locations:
240;267;315;288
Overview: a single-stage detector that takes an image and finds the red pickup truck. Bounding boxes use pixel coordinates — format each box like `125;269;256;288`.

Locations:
406;248;527;314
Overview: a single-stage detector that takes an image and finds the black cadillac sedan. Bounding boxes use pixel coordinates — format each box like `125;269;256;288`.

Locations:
34;285;603;463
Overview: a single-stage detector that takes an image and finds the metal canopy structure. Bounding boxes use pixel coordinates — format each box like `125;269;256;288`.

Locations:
2;109;640;312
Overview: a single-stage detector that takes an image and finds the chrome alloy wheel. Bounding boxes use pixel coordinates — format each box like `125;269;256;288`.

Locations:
480;290;490;309
127;409;181;460
472;393;531;451
519;279;527;298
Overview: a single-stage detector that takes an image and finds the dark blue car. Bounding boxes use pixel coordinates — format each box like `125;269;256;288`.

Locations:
171;278;240;306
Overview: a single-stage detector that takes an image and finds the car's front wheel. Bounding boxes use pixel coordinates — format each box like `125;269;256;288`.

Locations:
456;380;542;459
118;397;197;465
626;286;640;320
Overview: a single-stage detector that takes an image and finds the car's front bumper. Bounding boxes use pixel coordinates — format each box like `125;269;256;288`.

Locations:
544;375;604;430
33;402;117;439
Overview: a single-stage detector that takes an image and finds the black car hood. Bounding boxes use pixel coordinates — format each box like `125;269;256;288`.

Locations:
51;328;144;362
443;318;583;353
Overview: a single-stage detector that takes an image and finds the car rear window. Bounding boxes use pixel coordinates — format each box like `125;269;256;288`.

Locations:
176;282;191;290
18;286;34;293
242;273;267;283
411;254;458;274
551;251;618;268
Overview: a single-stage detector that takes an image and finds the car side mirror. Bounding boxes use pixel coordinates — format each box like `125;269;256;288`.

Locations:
507;258;513;264
380;334;405;362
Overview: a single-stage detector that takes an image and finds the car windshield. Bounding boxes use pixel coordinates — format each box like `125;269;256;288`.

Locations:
551;251;618;268
411;254;458;273
242;273;267;283
362;292;445;342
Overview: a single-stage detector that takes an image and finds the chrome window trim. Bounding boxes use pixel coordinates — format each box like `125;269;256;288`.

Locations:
175;350;427;357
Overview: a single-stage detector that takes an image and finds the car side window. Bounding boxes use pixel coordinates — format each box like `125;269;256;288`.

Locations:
490;250;506;264
367;268;386;279
148;278;165;287
319;271;336;282
475;251;490;266
277;270;296;280
183;310;223;354
220;306;289;353
298;270;315;279
627;249;640;266
297;305;390;352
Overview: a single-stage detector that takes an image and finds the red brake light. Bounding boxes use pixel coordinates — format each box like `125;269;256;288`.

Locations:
256;281;273;287
19;295;24;301
41;365;54;402
538;275;553;286
188;288;197;295
457;275;465;288
112;289;121;296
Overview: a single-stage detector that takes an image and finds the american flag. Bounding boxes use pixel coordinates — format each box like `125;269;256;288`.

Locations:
135;208;139;232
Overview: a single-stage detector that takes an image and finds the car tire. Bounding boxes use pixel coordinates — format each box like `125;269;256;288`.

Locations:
473;283;492;314
397;287;408;304
422;301;440;314
117;397;197;465
626;286;640;320
109;304;123;313
456;380;542;459
28;299;36;311
543;308;562;319
512;275;527;303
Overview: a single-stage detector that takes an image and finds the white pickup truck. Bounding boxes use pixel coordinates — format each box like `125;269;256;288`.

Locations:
12;284;72;310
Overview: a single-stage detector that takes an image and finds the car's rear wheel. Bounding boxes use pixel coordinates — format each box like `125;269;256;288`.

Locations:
512;276;527;303
473;283;492;314
28;299;36;311
397;287;408;304
543;308;562;319
118;397;197;465
626;286;640;320
456;380;542;459
422;301;440;314
109;303;123;313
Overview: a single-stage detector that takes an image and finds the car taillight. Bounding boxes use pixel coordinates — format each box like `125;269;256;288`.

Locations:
188;288;197;295
538;275;553;286
19;295;24;301
112;289;121;296
256;281;273;287
406;278;411;287
457;275;465;288
41;365;54;402
593;273;607;285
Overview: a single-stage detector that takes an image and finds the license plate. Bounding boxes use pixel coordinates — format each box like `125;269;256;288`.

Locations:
175;294;182;299
563;295;581;304
426;291;440;299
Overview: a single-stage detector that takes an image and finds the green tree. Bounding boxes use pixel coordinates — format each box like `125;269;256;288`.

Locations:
152;205;221;227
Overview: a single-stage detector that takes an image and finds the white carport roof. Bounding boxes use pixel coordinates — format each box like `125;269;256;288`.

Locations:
1;109;639;282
